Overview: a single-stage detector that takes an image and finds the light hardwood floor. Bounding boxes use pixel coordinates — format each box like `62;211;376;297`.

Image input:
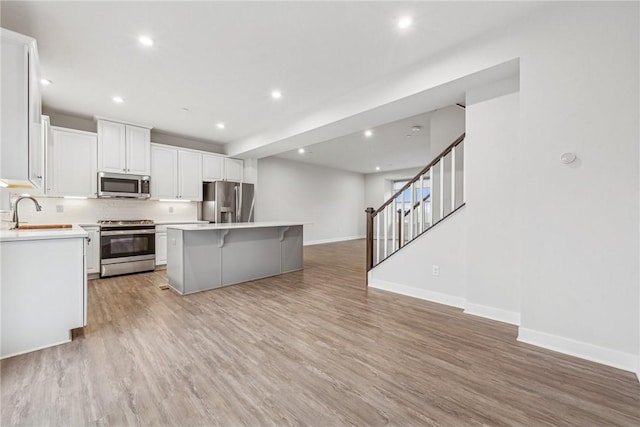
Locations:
2;239;639;426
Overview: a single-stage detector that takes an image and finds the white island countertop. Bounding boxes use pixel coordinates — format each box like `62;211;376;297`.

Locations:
0;225;88;242
166;222;305;295
166;221;309;231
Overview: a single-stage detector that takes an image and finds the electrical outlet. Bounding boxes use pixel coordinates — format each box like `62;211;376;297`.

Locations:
56;205;64;213
432;265;440;276
168;206;174;213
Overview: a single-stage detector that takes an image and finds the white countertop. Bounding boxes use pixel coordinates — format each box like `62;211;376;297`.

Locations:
79;223;100;227
154;220;208;225
0;225;88;242
167;221;308;231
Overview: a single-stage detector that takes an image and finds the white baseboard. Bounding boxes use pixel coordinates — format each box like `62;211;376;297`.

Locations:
304;235;365;246
464;302;521;326
368;277;466;309
518;327;638;373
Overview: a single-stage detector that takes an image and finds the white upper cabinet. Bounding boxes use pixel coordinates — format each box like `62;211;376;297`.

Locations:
97;121;126;173
150;144;202;201
49;127;97;197
97;119;151;175
178;150;203;201
0;29;43;189
202;154;243;182
150;144;178;199
202;154;224;181
225;158;244;182
126;125;151;175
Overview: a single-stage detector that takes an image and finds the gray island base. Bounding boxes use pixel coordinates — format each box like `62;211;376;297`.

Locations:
166;222;304;295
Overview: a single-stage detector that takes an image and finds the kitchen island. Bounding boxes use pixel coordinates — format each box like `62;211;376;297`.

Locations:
166;222;304;295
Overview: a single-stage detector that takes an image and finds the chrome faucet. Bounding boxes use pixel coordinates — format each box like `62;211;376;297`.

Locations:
11;196;42;229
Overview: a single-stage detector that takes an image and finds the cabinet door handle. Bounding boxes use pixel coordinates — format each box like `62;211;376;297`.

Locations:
36;175;43;179
88;237;91;243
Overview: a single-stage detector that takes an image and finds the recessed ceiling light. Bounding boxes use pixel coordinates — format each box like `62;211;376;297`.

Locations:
181;107;190;112
138;35;154;47
298;148;305;154
216;122;225;129
41;78;52;86
406;134;412;138
364;130;373;138
411;125;422;132
397;16;413;30
112;96;124;103
271;90;282;100
375;166;381;171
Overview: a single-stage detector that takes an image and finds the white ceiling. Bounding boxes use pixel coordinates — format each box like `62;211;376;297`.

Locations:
276;110;433;174
1;1;546;170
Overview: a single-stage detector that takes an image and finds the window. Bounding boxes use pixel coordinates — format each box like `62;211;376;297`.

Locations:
393;179;430;214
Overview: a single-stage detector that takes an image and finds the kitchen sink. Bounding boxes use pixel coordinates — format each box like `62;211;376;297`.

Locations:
17;224;73;230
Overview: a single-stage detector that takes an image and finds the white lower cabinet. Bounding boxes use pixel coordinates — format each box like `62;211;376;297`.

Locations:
156;229;168;266
48;127;97;197
1;236;86;358
81;225;100;275
151;144;202;201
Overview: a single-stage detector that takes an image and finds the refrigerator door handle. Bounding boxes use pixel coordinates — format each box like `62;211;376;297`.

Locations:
235;185;240;222
248;194;255;222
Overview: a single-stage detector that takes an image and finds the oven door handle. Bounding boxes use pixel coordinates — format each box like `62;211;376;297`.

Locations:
101;229;157;236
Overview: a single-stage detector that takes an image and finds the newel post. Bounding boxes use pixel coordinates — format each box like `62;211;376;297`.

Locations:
365;207;375;286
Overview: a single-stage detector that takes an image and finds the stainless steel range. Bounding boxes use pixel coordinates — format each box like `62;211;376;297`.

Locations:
98;220;155;277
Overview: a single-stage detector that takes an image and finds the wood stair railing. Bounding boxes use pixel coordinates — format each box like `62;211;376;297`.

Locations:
365;133;466;283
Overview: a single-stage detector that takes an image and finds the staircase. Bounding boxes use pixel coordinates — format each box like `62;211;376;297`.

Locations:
365;133;466;279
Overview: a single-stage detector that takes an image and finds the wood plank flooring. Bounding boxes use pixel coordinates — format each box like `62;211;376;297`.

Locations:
2;239;639;426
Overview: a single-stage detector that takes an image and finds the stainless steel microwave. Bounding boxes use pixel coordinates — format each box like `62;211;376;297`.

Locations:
97;172;151;199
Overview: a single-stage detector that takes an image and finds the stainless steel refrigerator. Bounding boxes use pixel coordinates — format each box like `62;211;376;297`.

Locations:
201;181;255;223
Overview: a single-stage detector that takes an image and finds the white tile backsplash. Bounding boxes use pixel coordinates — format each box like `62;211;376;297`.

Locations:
11;195;199;224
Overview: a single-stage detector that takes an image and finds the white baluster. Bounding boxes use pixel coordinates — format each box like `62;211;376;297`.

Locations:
409;182;415;241
383;205;388;259
439;159;444;220
460;140;465;204
418;174;424;234
375;213;380;264
451;145;456;212
428;167;433;227
392;203;397;252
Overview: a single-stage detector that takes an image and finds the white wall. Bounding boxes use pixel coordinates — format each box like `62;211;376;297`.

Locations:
243;158;258;185
514;3;639;371
430;105;465;155
464;88;521;325
369;3;639;372
369;208;467;308
257;157;365;244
